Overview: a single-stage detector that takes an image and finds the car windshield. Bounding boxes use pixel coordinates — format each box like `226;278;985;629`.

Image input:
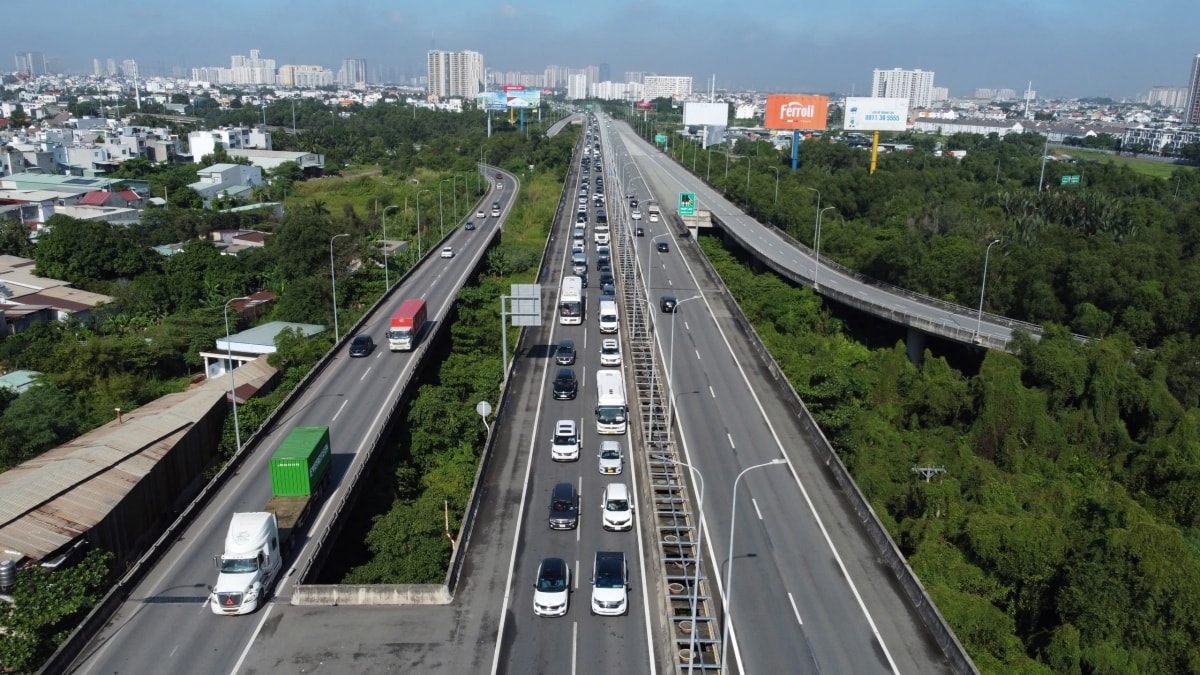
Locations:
554;432;576;445
601;449;620;459
605;499;629;511
552;499;575;512
595;564;623;588
537;573;566;592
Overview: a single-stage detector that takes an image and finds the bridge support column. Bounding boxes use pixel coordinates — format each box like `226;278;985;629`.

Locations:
906;327;926;366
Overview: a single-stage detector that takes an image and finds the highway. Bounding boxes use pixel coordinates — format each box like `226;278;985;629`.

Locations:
68;168;514;675
492;117;656;674
599;114;952;674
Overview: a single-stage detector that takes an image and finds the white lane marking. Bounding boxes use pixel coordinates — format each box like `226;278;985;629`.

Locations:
709;385;716;398
331;399;349;422
359;367;371;381
695;349;701;361
728;433;735;449
752;498;764;521
789;592;804;626
683;320;690;331
572;621;579;675
227;604;273;675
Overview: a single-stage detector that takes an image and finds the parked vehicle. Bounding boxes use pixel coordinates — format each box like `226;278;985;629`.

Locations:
210;427;332;615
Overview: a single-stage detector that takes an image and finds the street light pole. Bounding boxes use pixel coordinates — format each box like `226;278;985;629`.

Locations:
417;189;431;257
329;233;350;341
382;205;399;292
223;296;250;456
721;458;788;675
439;178;450;238
976;239;1001;339
814;206;835;290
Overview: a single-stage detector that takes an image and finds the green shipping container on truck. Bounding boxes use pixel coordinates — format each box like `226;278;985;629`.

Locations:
269;426;332;497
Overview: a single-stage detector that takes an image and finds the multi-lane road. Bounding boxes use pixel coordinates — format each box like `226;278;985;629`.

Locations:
68;169;513;675
597;113;953;674
491;121;656;673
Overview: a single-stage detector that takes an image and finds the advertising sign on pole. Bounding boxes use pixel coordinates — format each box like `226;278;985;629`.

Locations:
843;97;910;132
764;95;829;130
682;101;729;126
678;192;695;216
636;101;653;109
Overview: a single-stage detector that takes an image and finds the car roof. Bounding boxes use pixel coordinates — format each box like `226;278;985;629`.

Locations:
558;338;575;348
540;557;567;576
555;419;576;432
604;482;629;498
556;367;575;377
602;338;618;348
600;440;621;451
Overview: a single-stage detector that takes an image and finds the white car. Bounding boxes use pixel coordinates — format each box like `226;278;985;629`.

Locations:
601;482;634;531
440;247;455;259
551;419;581;461
630;210;642;220
533;557;571;617
476;210;486;219
597;441;623;475
600;339;621;366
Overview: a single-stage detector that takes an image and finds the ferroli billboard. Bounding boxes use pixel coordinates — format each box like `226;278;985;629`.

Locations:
843;97;909;132
764;95;829;130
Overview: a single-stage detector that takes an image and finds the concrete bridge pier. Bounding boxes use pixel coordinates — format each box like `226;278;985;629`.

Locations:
906;327;926;366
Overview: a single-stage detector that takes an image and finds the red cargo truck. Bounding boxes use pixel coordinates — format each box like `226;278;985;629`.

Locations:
388;299;428;351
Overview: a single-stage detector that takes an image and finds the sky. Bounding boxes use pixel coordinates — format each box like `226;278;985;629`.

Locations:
25;0;1200;99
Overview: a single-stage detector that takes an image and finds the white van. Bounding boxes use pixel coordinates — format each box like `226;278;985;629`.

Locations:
598;300;619;334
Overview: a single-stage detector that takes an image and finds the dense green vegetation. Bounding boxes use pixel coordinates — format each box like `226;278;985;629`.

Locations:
700;231;1200;673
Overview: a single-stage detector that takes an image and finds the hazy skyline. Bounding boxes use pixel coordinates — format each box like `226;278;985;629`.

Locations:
17;0;1200;98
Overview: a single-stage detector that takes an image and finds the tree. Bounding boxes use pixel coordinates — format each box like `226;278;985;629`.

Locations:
33;215;156;284
8;104;31;128
0;383;85;469
0;549;112;672
0;219;32;256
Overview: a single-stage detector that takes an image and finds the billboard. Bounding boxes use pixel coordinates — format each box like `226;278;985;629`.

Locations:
476;90;542;110
636;101;653;109
682;101;728;126
843;97;909;132
764;94;829;130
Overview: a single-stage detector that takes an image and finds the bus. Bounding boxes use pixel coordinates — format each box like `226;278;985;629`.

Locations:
595;370;627;434
559;275;584;325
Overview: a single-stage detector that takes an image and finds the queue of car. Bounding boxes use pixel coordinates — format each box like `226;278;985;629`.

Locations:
534;114;631;620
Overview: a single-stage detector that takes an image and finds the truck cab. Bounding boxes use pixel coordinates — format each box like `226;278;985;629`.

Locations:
211;512;282;615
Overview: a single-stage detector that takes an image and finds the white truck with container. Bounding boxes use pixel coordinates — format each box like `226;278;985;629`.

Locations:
210;426;332;616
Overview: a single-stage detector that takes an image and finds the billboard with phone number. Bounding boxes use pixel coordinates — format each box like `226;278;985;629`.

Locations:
764;95;829;130
843;97;909;131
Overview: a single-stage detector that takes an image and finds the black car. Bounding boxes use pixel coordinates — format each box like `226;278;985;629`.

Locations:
630;199;639;209
548;482;579;530
553;368;578;400
555;339;577;366
635;226;645;237
597;259;611;274
599;271;615;287
464;221;476;231
575;272;589;288
348;334;374;357
656;241;670;253
660;295;678;313
600;283;616;302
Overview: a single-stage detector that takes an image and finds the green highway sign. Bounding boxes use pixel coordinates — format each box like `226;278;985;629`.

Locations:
654;133;667;144
585;104;593;110
678;192;696;216
1060;175;1080;185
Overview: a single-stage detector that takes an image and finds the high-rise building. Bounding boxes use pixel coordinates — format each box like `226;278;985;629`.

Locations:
14;52;46;76
567;73;588;100
107;58;117;77
426;50;484;100
122;59;139;79
230;49;276;85
625;71;644;85
338;58;368;87
872;68;936;108
1185;54;1200;125
1149;85;1189;109
93;58;103;77
279;64;334;88
642;75;692;101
